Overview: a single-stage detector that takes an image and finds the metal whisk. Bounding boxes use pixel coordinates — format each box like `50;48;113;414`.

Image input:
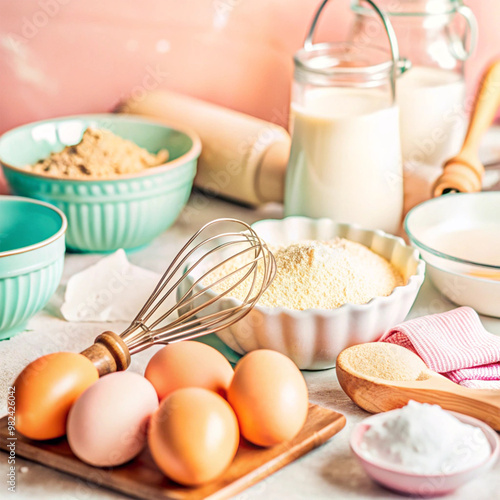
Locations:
81;218;276;375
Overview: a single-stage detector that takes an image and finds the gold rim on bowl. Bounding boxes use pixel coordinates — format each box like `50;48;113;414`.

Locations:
0;196;67;258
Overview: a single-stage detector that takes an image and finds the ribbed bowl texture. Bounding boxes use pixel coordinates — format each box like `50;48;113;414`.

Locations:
0;196;66;340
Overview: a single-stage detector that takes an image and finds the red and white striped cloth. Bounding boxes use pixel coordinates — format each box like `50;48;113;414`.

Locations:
379;307;500;389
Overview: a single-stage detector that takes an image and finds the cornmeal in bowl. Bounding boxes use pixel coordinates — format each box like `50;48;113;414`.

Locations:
209;239;404;311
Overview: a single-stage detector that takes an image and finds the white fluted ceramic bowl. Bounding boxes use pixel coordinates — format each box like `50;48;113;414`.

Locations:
179;217;425;370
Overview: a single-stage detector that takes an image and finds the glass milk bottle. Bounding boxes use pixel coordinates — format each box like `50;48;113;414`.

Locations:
350;0;477;169
285;0;410;235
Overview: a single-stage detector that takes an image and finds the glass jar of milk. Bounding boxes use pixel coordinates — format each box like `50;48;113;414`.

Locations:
350;0;477;169
285;0;410;235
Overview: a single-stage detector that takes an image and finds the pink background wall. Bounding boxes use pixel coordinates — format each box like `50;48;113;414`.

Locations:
0;1;498;133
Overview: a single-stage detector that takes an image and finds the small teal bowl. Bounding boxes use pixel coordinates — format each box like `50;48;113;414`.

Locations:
0;114;201;252
0;196;67;340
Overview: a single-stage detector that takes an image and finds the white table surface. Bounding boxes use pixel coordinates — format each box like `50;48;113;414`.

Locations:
1;192;499;500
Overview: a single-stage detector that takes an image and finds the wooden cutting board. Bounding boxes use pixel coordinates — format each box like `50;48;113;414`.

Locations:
0;403;345;500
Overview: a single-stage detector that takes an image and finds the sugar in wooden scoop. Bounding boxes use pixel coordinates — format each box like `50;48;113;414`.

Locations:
208;239;404;311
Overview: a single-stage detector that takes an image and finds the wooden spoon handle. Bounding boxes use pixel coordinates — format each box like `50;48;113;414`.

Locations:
337;365;500;430
387;384;500;431
462;60;500;156
433;60;500;196
81;331;131;376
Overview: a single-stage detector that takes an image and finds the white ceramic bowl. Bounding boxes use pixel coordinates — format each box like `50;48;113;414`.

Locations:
180;217;425;370
405;192;500;318
351;410;500;496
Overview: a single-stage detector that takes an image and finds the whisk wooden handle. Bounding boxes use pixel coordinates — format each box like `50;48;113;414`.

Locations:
433;60;500;196
81;331;131;376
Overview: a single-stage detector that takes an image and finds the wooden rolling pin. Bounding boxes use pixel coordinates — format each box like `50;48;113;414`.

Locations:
118;90;290;206
433;60;500;196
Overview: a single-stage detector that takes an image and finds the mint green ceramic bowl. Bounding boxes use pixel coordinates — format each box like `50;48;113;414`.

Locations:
0;114;201;252
0;196;66;340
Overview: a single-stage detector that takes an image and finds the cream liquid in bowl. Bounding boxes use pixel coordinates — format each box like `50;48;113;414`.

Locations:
428;227;500;268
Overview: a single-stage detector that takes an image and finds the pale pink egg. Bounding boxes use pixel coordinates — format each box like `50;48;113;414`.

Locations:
67;371;158;467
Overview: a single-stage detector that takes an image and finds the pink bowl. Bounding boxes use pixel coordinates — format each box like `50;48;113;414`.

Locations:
350;410;500;497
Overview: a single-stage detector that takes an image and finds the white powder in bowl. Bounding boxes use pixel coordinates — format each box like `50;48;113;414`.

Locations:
360;401;491;475
208;239;403;311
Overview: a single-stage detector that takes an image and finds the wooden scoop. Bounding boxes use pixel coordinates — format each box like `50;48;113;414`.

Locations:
433;60;500;196
336;342;500;430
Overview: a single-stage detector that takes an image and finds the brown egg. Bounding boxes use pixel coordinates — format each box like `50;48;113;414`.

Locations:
144;341;233;400
14;352;99;440
227;349;309;447
148;387;239;486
